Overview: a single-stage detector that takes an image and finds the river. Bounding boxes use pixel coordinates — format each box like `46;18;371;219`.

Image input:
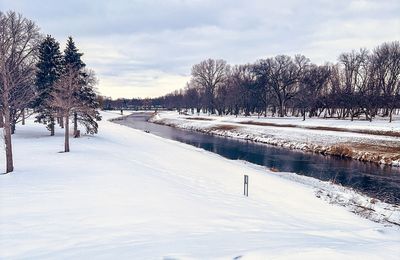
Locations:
115;112;400;205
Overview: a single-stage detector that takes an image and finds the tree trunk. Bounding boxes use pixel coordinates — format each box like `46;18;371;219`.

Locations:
389;108;393;123
383;108;389;117
22;108;25;125
1;73;14;173
11;121;16;134
73;112;77;136
279;101;285;117
65;115;70;152
0;113;3;128
365;109;372;122
60;117;64;128
3;105;14;173
50;117;55;136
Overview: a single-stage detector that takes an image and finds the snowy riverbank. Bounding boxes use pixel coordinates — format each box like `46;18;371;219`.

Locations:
150;111;400;167
1;111;399;259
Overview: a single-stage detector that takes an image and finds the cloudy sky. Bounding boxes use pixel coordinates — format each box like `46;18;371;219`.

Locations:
1;0;399;98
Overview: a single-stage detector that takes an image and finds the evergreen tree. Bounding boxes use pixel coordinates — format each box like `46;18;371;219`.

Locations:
62;36;101;135
63;36;85;71
76;69;102;134
34;35;63;136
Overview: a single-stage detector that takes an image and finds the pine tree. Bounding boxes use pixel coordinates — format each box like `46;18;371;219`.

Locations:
62;36;101;136
63;36;85;71
34;35;63;136
76;69;102;134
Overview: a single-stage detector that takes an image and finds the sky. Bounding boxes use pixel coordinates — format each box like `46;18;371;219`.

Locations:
1;0;399;99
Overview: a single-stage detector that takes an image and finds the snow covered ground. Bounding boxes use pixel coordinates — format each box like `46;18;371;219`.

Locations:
150;111;400;167
1;111;400;259
218;113;400;132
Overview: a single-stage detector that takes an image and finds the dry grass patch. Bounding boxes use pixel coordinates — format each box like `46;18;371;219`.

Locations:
239;121;295;128
329;144;354;157
239;120;400;137
312;126;400;138
348;143;400;155
209;124;240;131
186;117;214;121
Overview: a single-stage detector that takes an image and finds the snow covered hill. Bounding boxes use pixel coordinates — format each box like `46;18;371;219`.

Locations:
0;111;399;259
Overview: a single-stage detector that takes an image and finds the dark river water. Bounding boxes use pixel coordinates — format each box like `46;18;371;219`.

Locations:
116;113;400;205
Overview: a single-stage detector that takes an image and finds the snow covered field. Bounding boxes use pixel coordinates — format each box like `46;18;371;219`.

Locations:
150;112;400;167
1;111;400;259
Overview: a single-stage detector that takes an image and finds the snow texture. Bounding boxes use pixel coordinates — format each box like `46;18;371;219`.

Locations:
0;111;399;259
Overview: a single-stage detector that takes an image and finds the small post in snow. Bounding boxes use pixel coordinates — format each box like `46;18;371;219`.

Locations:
244;175;249;197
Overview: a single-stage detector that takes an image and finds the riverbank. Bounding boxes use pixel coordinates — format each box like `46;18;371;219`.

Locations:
1;111;400;259
150;111;400;167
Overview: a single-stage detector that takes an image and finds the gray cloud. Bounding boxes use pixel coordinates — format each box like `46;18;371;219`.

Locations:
1;0;399;98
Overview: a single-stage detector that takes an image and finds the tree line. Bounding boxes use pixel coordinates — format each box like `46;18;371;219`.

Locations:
0;11;100;173
105;41;400;123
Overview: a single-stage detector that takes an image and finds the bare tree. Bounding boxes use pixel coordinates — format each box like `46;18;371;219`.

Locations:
338;49;372;120
0;11;40;173
371;41;400;122
296;64;331;120
183;82;201;114
231;65;260;116
51;66;97;152
9;69;36;133
51;66;79;152
191;59;229;114
254;55;309;117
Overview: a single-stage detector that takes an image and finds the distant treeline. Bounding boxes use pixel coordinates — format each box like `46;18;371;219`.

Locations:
104;41;400;122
